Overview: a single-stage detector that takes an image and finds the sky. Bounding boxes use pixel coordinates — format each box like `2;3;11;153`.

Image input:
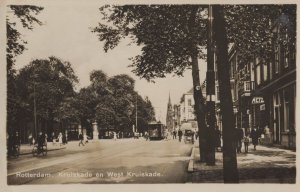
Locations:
10;1;207;124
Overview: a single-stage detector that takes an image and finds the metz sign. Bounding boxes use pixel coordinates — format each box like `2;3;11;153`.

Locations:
252;97;264;104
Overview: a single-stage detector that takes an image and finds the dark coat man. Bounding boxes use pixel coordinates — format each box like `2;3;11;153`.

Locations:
214;128;221;149
178;129;183;142
235;128;244;153
250;128;260;150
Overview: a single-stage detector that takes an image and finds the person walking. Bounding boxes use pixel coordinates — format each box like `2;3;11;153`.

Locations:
235;127;244;153
214;127;222;152
62;133;66;145
58;132;63;146
84;134;89;144
28;134;33;146
44;133;48;146
250;128;260;150
113;132;117;141
172;130;177;139
78;133;84;146
243;133;250;153
51;132;56;145
144;131;149;141
178;129;183;142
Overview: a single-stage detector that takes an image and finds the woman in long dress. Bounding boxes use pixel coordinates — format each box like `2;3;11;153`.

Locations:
58;132;63;146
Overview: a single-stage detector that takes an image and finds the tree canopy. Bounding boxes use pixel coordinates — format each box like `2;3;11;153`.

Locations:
92;5;207;81
15;57;78;134
7;5;44;73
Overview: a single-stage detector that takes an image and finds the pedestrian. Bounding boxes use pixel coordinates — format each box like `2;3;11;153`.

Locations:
84;134;89;144
44;133;48;146
51;132;56;145
58;132;63;146
235;127;244;153
196;130;200;140
144;131;149;141
178;129;183;142
250;128;260;150
113;132;117;141
214;127;222;152
172;130;177;139
28;134;33;146
243;133;250;153
78;132;84;146
65;132;68;144
62;133;66;144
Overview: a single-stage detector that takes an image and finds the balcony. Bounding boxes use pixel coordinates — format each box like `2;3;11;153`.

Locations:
239;81;255;97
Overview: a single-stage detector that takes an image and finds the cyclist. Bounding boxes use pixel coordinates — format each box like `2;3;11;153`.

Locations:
36;132;46;152
10;131;21;157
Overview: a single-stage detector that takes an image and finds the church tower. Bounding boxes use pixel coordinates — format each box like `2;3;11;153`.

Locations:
166;93;174;132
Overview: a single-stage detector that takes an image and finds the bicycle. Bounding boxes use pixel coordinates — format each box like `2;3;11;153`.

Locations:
32;144;47;157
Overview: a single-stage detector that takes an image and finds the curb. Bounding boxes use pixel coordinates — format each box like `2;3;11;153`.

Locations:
188;146;196;172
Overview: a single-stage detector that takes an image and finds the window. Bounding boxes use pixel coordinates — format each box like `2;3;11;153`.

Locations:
263;63;268;82
216;85;220;101
269;61;273;80
283;29;289;68
256;64;261;85
284;88;290;132
274;45;279;74
188;99;192;106
245;81;251;91
229;55;236;79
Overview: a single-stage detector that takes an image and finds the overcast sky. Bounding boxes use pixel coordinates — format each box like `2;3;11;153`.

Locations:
11;1;207;123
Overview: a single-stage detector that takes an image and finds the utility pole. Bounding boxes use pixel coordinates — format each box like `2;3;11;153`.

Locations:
206;4;216;165
135;92;138;133
33;79;38;140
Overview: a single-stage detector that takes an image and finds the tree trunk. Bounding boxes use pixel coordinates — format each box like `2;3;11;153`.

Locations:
212;5;239;183
188;6;208;162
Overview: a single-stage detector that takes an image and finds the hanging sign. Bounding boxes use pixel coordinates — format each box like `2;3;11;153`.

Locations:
252;97;264;104
260;104;266;111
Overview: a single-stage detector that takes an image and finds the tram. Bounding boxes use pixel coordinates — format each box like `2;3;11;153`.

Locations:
148;122;165;140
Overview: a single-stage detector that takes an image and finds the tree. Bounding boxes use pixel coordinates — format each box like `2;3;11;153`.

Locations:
7;5;43;135
92;4;296;183
79;70;155;138
7;5;43;72
108;75;136;133
92;4;209;161
16;57;78;137
76;87;98;136
213;5;239;183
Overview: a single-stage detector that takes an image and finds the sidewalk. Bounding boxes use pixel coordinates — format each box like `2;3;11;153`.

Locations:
188;141;296;183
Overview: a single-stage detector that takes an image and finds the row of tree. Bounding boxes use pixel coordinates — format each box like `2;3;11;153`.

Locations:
92;4;296;183
6;5;155;141
12;58;155;139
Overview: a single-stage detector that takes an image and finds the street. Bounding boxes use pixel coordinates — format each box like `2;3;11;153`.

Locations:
7;139;193;184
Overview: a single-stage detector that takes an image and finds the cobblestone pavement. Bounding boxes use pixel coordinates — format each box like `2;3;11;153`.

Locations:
189;142;296;183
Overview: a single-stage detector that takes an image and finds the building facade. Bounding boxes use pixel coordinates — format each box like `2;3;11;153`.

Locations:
225;13;296;149
251;14;296;149
179;88;195;122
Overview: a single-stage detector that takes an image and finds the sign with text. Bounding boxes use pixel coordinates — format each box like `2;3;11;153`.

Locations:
252;97;264;104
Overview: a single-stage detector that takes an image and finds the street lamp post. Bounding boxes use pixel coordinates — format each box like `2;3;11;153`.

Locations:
206;4;216;165
33;77;38;140
135;92;138;133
